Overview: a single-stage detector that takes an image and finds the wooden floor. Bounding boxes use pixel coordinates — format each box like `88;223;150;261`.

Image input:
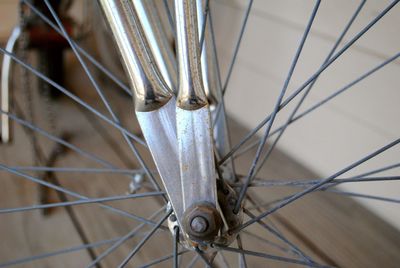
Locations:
1;53;400;268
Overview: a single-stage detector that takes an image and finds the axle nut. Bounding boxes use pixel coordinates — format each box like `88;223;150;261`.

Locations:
190;216;208;233
182;202;222;242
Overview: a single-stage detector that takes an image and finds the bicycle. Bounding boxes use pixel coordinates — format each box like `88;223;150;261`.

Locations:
0;0;399;267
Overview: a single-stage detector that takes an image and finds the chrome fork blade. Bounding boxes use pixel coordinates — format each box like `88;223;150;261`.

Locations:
175;0;217;211
99;0;184;225
136;97;183;219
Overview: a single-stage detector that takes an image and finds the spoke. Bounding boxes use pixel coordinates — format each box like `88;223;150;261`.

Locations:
232;49;400;162
173;227;179;268
233;138;400;233
86;206;166;268
244;195;315;264
44;0;163;194
216;252;230;268
244;183;400;211
138;250;189;268
199;0;210;51
43;0;122;119
236;235;248;268
355;162;400;177
326;189;400;203
8;166;145;175
209;7;238;181
242;230;294;255
253;0;367;175
0;192;164;214
244;176;400;188
240;162;400;189
194;247;213;268
0;237;121;268
219;0;400;165
22;0;132;96
0;47;144;146
0;164;164;226
222;0;254;95
213;245;324;267
117;209;172;268
234;0;321;213
186;255;200;268
0;110;141;180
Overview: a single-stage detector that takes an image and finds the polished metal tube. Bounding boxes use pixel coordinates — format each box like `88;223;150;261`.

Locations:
175;0;208;110
99;0;172;112
134;0;177;91
197;0;217;105
1;26;21;143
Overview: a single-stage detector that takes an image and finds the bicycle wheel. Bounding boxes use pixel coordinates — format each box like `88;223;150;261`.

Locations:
0;0;399;267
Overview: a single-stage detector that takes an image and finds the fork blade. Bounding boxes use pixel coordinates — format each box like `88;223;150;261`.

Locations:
177;105;217;211
136;97;184;223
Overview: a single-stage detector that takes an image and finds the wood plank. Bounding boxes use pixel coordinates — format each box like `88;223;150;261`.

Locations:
1;47;399;268
0;110;92;267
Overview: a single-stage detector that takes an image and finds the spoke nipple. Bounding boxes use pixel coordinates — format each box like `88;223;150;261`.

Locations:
228;197;237;207
169;214;177;222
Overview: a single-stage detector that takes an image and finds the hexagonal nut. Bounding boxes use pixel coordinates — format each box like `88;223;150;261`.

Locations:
182;202;222;242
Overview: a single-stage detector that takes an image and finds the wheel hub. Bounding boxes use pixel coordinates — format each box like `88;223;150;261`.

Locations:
167;179;243;250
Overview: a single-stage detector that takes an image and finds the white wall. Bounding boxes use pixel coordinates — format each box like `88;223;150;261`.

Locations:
212;0;400;229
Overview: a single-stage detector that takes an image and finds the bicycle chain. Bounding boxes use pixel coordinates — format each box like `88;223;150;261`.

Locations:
18;2;58;166
18;3;44;166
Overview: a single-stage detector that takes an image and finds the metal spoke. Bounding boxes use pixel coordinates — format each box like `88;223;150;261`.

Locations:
233;138;400;233
244;195;315;263
21;0;132;96
212;245;325;267
186;255;200;268
8;166;145;175
43;0;163;194
222;0;254;95
173;227;179;268
209;8;238;181
253;0;367;174
239;160;400;190
355;162;400;178
0;110;141;181
199;0;210;51
236;50;400;161
234;0;321;213
238;53;400;159
241;230;295;256
244;176;400;188
236;235;248;268
243;208;315;264
0;47;144;146
0;237;121;268
138;250;190;268
219;0;400;165
117;209;172;268
216;252;230;268
86;206;166;268
0;164;164;226
0;192;164;214
325;189;400;203
194;247;213;268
